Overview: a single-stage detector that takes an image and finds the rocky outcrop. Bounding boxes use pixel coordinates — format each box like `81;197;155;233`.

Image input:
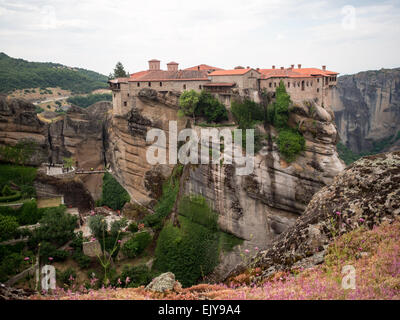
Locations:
0;96;112;200
332;68;400;154
238;151;400;280
106;89;188;206
146;272;182;293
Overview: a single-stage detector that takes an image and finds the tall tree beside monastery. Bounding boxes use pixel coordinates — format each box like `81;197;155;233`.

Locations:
110;61;129;79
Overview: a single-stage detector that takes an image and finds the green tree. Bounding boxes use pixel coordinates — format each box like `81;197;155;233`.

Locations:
99;173;130;210
272;80;291;128
63;157;74;170
179;90;200;122
0;215;19;241
111;62;128;79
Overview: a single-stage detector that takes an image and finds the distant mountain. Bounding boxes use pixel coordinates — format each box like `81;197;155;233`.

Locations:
332;67;400;164
0;52;108;94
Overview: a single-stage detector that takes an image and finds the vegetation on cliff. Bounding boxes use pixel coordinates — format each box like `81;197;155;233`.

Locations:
179;90;228;123
66;93;112;108
97;173;130;210
0;52;108;94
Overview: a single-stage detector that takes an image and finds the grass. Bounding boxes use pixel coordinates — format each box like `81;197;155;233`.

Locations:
32;218;400;300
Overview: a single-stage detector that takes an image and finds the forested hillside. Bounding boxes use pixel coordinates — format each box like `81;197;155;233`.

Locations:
0;52;108;94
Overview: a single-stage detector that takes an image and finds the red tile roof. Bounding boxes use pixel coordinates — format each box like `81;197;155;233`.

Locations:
259;67;338;79
209;68;259;76
128;70;210;82
185;64;223;71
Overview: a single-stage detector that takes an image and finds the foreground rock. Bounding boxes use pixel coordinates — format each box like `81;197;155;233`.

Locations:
0;283;33;300
145;272;182;293
233;151;400;279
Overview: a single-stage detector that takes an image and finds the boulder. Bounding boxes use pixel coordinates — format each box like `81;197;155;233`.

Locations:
83;240;101;257
145;272;181;293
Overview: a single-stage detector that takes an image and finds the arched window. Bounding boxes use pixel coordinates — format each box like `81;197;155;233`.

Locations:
183;84;186;90
301;81;305;91
269;82;272;88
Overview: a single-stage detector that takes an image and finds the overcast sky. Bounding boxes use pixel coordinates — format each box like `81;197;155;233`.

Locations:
0;0;399;76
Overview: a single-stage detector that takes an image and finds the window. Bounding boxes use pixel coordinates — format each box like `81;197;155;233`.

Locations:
306;81;309;87
127;93;130;97
160;82;162;87
199;85;202;89
137;82;140;87
317;88;320;93
310;81;313;86
113;93;116;97
148;82;151;87
183;84;187;90
274;82;276;88
123;101;127;106
301;81;305;91
288;82;290;88
269;82;272;88
317;78;320;83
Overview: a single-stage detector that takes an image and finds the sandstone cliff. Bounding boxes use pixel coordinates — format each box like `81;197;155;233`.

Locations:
105;88;345;281
332;68;400;154
239;151;400;280
0;95;111;200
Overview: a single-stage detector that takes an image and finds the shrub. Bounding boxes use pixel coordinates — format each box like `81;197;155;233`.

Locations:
30;206;78;247
70;231;84;250
231;99;264;129
110;218;128;238
0;214;19;241
39;242;68;262
88;215;108;240
99;173;130;210
122;231;152;259
1;185;13;196
276;128;306;162
154;196;220;287
117;264;156;288
16;199;43;225
72;249;91;269
0;164;37;191
128;222;138;233
197;91;228;123
58;267;77;286
0;191;21;203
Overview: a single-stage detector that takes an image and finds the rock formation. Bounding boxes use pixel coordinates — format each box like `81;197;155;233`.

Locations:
332;68;400;154
237;151;400;280
0;95;111;200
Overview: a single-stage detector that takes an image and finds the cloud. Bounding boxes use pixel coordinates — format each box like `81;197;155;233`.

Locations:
0;0;399;75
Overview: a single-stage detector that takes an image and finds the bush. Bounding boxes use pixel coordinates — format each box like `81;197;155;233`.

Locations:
276;128;306;162
231;99;264;129
67;93;112;108
30;206;78;247
154;196;220;287
70;231;84;250
128;222;138;233
116;264;156;288
122;231;152;259
39;242;68;262
88;215;108;240
0;164;37;192
99;173;130;210
0;214;19;241
1;185;13;196
16;200;43;225
58;267;77;286
0;191;21;203
72;249;91;269
110;218;128;238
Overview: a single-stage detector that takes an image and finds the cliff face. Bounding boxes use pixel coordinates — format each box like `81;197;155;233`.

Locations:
0;95;111;200
105;88;345;281
245;151;400;280
332;68;400;154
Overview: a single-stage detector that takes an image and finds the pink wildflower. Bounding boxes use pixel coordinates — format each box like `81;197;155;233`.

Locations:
336;211;341;216
117;240;122;244
359;218;365;223
48;257;53;261
24;257;30;261
125;277;130;284
245;249;250;253
255;247;259;251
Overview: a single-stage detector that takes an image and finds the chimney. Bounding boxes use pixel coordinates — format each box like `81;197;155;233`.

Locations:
197;66;200;71
167;61;179;72
322;65;326;71
148;59;161;71
272;65;275;69
256;68;260;71
280;66;284;70
298;64;302;69
291;64;294;69
247;66;250;69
